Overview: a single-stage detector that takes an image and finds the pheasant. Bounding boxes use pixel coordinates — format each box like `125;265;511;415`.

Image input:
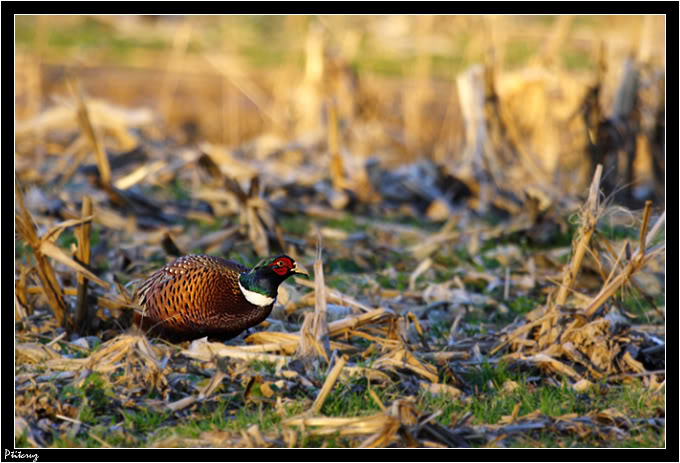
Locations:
133;254;307;340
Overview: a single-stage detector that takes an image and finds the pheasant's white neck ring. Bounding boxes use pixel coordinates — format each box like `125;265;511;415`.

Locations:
238;280;275;307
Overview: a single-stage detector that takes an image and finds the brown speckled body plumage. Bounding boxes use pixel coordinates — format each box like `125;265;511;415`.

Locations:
134;254;301;340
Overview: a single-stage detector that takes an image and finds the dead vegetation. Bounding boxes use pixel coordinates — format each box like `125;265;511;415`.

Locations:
14;15;665;449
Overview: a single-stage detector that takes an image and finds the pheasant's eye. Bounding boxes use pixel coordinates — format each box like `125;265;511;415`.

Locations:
270;259;290;276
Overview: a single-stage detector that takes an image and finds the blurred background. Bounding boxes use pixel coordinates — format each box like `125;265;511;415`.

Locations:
15;15;666;267
15;15;665;201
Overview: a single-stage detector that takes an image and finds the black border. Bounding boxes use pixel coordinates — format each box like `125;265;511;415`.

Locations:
7;3;676;461
3;2;678;15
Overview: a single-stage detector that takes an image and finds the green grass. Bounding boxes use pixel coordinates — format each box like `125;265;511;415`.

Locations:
325;214;367;233
562;49;594;71
15;432;31;448
16;223;103;263
507;296;539;316
463;359;516;393
15;239;30;259
327;258;363;274
325;273;370;293
168;178;192;202
618;291;664;322
319;379;392;417
16;16;168;61
481;255;502;270
249;360;278;376
429;319;452;342
597;222;641;241
15;361;664;449
148;397;305;446
56;228;78;249
279;215;310;236
504;38;539;69
59;373;118;424
121;407;171;435
301;433;351;447
417;365;664;447
375;270;410;291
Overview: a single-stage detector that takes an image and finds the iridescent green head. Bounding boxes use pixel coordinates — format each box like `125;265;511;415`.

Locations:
238;255;308;306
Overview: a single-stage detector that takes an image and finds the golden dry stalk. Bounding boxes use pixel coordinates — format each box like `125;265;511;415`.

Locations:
492;165;664;382
16;181;69;328
69;79;112;185
223;175;282;257
555;163;603;306
74;196;93;334
311;354;347;414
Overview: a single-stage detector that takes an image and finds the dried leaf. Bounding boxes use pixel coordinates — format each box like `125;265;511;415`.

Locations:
39;240;110;289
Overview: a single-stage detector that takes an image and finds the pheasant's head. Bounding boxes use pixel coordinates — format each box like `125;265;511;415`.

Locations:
238;255;308;307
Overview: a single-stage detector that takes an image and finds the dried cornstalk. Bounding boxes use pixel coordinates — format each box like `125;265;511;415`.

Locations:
244;331;352;355
283;414;397;439
341;366;392;384
344;329;400;350
328;100;346;192
245;308;394;353
159;19;193;118
504;352;582;381
15;264;32;315
373;347;438;383
295;312;330;365
311;354;347;414
328;308;395;336
294;277;375;313
182;340;288;366
16;342;63;365
74;196;92;334
69;79;111;185
224;175;282;257
25;286;130;313
204;53;286;131
408;218;459;259
584;206;665;318
39;240;108;288
409;257;432;291
555;164;603;305
43;333;168;378
15;181;69;328
114;160;167;190
490;307;557;356
312;235;330;354
295;234;330;364
530;165;603;349
166;396;196;412
197;369;226;400
245;332;300;354
15;294;29;323
361;399;421;448
246;200;270;257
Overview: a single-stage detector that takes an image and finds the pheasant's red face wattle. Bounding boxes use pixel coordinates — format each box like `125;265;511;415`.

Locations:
270;256;294;276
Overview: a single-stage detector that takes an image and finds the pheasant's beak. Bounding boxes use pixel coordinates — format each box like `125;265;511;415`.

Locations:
292;263;309;278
